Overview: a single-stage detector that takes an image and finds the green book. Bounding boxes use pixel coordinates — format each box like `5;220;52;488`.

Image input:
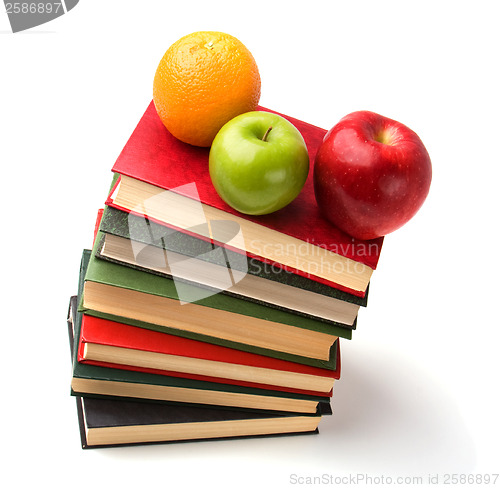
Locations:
71;250;330;415
80;231;350;367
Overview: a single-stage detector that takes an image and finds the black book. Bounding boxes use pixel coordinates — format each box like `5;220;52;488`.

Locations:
75;395;322;449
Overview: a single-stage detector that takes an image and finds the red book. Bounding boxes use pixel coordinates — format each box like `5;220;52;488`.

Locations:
108;101;383;297
78;314;340;397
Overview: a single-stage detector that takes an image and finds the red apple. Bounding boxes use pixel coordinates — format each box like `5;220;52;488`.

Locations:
314;111;432;240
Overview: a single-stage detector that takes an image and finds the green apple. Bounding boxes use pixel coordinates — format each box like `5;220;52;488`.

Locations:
209;111;309;215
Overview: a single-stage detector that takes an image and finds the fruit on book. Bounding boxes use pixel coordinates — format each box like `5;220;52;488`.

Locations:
153;31;261;147
314;111;432;240
209;111;309;215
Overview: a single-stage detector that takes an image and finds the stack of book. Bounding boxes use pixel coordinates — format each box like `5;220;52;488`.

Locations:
67;102;384;448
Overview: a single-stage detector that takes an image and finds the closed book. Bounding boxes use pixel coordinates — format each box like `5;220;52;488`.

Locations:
78;312;340;397
97;205;366;328
107;101;383;297
81;234;349;365
72;250;331;414
75;395;323;449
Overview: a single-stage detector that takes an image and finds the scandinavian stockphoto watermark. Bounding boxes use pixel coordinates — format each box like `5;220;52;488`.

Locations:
289;473;500;485
249;236;380;278
3;0;78;32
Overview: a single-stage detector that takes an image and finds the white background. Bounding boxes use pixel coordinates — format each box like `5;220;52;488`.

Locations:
1;1;499;486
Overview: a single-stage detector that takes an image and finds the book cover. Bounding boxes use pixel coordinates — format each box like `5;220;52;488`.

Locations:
108;101;383;296
78;312;340;396
72;250;331;414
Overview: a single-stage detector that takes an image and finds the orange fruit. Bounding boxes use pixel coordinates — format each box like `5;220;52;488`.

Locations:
153;31;261;147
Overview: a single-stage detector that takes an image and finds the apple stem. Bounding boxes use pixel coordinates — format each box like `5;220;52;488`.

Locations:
262;126;273;142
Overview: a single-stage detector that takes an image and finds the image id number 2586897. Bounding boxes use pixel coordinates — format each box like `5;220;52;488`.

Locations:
5;2;63;14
